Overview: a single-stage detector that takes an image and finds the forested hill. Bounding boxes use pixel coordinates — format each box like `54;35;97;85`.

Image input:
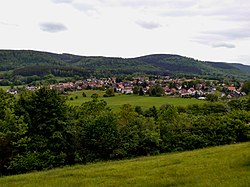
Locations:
0;50;249;79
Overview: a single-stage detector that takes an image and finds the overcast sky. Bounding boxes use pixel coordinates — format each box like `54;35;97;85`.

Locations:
1;0;250;64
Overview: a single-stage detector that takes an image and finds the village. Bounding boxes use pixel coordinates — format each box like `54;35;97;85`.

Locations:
6;76;246;99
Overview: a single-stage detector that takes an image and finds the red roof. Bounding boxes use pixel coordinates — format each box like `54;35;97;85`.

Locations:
228;86;236;91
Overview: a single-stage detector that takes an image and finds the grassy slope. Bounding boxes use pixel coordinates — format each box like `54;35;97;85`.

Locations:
66;90;204;110
1;142;249;187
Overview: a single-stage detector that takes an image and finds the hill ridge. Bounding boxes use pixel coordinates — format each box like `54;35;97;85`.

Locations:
0;49;250;79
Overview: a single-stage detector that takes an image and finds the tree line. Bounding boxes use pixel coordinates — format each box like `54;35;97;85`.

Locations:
0;88;249;176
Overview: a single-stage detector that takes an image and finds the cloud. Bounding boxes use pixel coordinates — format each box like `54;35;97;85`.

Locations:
159;0;250;23
72;2;96;12
52;0;98;15
202;27;250;40
39;22;67;33
0;21;19;27
160;10;196;17
120;0;167;8
81;0;168;9
165;0;199;9
136;20;161;30
193;25;250;48
51;0;73;4
212;42;235;48
203;2;250;22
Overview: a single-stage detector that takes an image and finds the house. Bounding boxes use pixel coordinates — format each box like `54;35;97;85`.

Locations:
116;84;125;92
26;86;37;91
6;88;19;94
170;88;177;93
163;87;171;93
228;86;236;92
198;97;206;100
122;87;133;94
179;88;188;94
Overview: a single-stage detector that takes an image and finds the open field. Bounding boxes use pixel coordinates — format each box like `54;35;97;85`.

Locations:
0;88;205;110
66;90;205;110
0;86;11;91
1;142;249;187
0;85;27;91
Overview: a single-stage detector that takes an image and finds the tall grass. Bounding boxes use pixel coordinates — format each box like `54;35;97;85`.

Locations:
1;142;249;187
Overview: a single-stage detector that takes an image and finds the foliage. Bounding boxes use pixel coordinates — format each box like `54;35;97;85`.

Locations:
103;88;115;97
0;89;29;175
227;98;249;111
74;99;118;162
0;88;250;176
10;88;74;174
143;106;158;119
241;80;250;94
206;93;219;102
132;86;139;95
91;93;99;98
139;87;144;96
115;104;160;158
186;102;228;115
82;92;86;97
147;84;164;97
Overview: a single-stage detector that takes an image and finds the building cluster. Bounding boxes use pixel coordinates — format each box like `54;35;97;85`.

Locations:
6;76;246;99
48;76;246;99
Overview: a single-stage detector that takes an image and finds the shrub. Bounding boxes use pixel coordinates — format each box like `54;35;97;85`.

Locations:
91;93;99;98
82;92;87;97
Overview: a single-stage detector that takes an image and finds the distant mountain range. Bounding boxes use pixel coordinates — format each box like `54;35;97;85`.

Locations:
0;50;249;79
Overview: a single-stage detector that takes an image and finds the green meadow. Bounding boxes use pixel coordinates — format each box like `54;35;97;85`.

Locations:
0;86;11;91
0;87;204;110
0;85;27;91
1;142;249;187
66;90;204;110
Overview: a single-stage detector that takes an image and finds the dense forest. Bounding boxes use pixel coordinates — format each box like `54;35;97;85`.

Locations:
1;50;250;86
0;87;249;176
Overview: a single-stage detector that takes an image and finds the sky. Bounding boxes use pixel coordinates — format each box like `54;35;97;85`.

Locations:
0;0;250;64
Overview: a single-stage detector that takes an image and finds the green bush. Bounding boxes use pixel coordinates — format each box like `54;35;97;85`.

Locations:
91;93;99;98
